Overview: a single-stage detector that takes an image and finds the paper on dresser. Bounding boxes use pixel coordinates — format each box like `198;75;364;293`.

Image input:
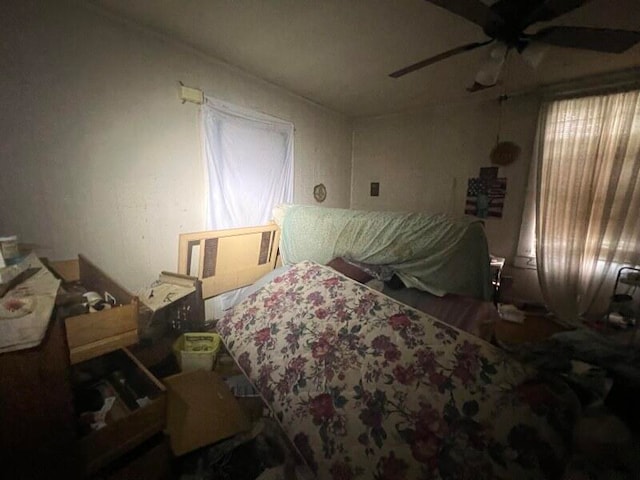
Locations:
0;254;61;353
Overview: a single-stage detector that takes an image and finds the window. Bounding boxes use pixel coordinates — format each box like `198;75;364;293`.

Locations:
200;97;294;315
517;89;640;322
201;97;294;230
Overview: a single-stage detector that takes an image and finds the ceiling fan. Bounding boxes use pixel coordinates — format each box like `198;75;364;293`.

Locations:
390;0;640;91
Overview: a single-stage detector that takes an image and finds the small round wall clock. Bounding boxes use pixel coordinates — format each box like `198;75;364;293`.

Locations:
313;183;327;203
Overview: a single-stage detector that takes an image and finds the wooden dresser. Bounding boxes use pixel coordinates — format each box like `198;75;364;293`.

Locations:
0;256;168;479
0;308;80;478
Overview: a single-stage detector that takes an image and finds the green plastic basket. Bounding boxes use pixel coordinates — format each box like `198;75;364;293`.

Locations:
173;332;221;372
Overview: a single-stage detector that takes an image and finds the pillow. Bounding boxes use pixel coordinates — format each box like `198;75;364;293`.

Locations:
326;257;373;284
347;259;395;282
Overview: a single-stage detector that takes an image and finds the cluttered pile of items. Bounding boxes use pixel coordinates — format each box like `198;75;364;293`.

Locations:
0;235;303;479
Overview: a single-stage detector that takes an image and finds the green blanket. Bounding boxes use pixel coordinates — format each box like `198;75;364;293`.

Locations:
279;205;491;300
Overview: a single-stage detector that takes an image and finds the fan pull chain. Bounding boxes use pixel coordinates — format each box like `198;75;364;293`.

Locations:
496;95;507;145
496;52;511;145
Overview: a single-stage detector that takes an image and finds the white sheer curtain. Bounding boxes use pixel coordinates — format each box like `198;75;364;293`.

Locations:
201;97;294;229
514;114;544;271
524;90;640;324
201;97;294;315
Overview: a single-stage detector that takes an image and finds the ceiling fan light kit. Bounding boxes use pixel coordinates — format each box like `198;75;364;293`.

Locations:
389;0;640;91
474;42;508;87
520;42;549;68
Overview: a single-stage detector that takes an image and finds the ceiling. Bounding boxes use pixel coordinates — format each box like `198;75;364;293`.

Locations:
91;0;640;117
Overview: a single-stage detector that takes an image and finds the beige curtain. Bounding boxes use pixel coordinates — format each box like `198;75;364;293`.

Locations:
535;90;640;324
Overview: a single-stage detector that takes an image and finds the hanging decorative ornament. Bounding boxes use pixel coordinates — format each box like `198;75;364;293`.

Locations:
490;93;521;166
491;140;521;165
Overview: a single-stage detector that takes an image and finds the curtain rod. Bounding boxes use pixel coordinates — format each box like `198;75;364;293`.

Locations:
538;67;640;101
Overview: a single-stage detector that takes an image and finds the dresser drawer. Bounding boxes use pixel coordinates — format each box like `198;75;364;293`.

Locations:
71;347;166;475
54;255;140;364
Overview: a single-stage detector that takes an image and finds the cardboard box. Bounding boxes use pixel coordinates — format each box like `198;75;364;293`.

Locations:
164;370;250;456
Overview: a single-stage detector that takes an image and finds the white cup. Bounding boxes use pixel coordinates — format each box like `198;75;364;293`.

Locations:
82;291;103;306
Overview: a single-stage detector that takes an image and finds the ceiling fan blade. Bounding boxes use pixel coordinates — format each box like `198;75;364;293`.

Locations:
533;26;640;53
389;40;492;78
425;0;499;29
488;0;593;31
522;0;594;24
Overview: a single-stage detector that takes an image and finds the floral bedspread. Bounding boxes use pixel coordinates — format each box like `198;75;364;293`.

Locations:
218;261;578;480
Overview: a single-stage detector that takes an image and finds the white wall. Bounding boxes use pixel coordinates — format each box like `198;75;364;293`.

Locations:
351;95;544;303
0;0;352;291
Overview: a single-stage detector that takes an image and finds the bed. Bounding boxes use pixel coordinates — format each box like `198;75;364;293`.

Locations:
216;261;578;479
178;205;498;338
177;207;582;479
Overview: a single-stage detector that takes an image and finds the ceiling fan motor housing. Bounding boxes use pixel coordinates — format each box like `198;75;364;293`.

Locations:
389;0;640;88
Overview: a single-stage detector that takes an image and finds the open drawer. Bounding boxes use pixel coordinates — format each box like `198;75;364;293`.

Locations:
70;347;166;474
52;255;167;474
56;255;140;365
